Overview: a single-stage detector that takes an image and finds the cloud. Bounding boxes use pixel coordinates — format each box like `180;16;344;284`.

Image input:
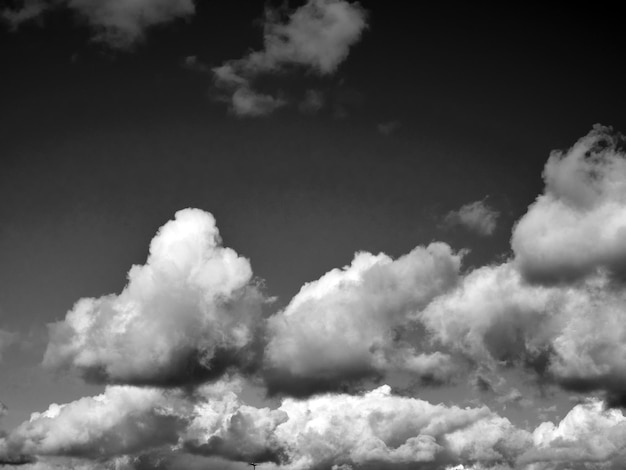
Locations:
421;259;626;406
265;243;464;396
377;120;401;136
444;199;500;236
0;387;188;460
512;125;626;284
1;379;533;470
0;329;18;361
43;208;267;387
229;88;287;118
266;385;530;470
212;0;368;116
519;398;626;468
2;0;195;48
298;89;326;114
420;263;556;369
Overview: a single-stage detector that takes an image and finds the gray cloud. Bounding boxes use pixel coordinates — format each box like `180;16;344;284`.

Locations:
377;120;401;136
444;199;500;236
298;89;326;114
43;209;267;386
0;329;17;362
2;0;195;48
212;0;368;116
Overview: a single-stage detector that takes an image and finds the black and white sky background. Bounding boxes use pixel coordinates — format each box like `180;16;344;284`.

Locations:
1;1;626;469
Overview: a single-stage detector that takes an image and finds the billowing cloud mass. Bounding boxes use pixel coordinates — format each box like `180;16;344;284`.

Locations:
0;386;188;460
43;208;266;386
519;398;626;468
0;381;533;470
5;126;626;470
422;261;626;405
212;0;368;116
444;199;500;236
265;243;463;395
2;0;195;48
512;125;626;284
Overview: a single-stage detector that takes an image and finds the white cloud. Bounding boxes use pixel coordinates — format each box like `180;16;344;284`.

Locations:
265;242;464;395
43;208;266;386
1;380;533;470
512;125;626;284
2;0;195;48
519;398;626;467
273;385;530;470
444;199;500;236
212;0;368;116
420;263;556;368
1;386;188;460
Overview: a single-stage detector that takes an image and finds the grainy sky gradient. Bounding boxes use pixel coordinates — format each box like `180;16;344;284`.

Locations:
1;2;626;469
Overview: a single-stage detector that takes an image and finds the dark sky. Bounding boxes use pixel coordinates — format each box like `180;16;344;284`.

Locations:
1;2;626;469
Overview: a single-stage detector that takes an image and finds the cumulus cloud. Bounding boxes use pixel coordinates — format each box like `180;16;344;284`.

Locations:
2;0;195;48
422;259;626;405
444;199;500;236
512;125;626;284
519;398;626;468
1;380;534;470
212;0;368;116
43;208;266;386
0;386;188;460
265;242;464;396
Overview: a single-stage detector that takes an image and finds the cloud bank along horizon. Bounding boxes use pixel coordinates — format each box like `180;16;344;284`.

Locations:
3;125;626;469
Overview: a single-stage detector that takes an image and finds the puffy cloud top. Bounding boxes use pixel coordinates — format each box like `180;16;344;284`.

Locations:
1;381;532;470
44;209;265;386
265;243;463;395
512;125;626;284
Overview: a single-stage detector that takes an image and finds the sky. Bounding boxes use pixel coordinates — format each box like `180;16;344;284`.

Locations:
1;1;626;469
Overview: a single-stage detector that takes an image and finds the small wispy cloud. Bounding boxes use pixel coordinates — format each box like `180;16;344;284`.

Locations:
377;120;401;136
444;198;500;236
211;0;368;117
298;89;326;114
2;0;196;49
0;329;17;362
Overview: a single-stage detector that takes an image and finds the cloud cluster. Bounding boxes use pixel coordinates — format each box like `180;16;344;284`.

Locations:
519;398;626;468
0;381;533;470
265;243;463;395
212;0;368;116
5;126;626;469
444;199;500;236
423;126;626;404
2;0;195;48
43;208;266;386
